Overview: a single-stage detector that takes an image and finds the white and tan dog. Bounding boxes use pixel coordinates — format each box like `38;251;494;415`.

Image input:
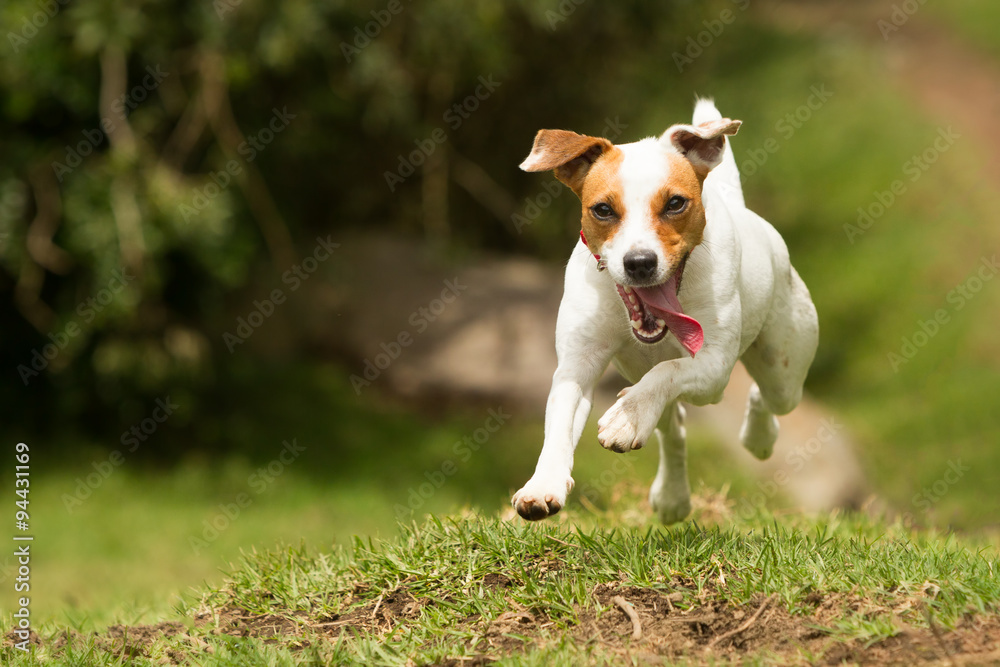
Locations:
512;99;819;523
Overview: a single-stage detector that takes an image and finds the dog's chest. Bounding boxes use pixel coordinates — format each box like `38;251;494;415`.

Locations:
610;337;686;385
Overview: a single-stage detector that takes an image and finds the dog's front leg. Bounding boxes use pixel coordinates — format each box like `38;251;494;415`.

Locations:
598;343;738;452
513;352;610;520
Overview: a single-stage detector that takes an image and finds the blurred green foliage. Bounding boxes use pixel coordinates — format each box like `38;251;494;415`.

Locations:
0;0;693;436
930;1;1000;59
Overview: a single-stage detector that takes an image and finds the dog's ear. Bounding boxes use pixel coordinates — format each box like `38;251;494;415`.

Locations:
520;130;614;194
662;118;741;178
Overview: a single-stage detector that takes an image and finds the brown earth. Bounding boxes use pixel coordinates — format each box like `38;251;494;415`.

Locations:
17;582;1000;665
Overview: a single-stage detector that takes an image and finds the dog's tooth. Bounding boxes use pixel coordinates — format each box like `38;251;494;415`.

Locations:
628;295;637;305
656;318;666;328
631;320;641;330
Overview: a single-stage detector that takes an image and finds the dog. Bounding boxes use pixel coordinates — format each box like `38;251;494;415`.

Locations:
511;99;819;523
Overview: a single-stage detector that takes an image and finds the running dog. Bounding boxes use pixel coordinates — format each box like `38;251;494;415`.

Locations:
512;99;819;523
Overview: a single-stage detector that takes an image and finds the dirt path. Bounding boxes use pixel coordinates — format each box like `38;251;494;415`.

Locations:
760;0;1000;185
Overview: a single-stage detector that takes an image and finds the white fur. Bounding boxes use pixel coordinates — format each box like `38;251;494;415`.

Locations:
693;98;746;208
600;139;685;287
512;100;819;523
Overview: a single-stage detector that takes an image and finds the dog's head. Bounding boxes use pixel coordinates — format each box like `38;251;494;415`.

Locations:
519;118;740;350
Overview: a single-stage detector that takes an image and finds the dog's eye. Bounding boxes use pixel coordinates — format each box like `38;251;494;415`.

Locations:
590;203;616;220
664;195;688;214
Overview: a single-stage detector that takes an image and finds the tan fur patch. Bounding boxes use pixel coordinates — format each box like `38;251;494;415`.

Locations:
521;130;614;194
578;150;707;261
578;147;625;254
651;153;707;256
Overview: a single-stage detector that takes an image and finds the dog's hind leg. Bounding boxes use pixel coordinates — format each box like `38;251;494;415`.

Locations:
739;266;819;460
649;402;692;524
739;383;780;460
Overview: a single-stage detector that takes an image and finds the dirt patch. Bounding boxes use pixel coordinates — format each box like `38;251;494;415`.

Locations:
577;584;1000;665
196;605;312;640
15;584;1000;665
457;604;547;664
2;628;41;650
447;581;1000;665
94;622;187;658
307;586;427;638
482;572;514;590
27;621;194;662
14;570;1000;665
581;584;829;659
821;618;1000;666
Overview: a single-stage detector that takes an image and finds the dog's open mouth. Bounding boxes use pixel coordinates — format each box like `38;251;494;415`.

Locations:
615;263;704;356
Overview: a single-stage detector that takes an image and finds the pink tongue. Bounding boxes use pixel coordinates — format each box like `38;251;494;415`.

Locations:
634;275;704;357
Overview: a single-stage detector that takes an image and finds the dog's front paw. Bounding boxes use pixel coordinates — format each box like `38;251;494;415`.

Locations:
512;474;574;521
597;387;660;453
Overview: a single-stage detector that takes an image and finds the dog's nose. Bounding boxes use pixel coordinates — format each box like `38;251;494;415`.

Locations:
623;249;658;282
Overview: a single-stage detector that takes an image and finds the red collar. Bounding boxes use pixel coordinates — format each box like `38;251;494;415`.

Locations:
579;230;601;261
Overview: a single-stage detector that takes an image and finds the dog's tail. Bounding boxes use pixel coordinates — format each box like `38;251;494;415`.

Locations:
693;97;745;209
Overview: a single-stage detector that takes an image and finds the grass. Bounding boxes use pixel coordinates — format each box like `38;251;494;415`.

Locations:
4;489;998;664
